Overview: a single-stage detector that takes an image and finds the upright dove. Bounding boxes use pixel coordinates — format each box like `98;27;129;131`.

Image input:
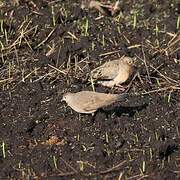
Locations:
62;91;127;114
90;56;134;88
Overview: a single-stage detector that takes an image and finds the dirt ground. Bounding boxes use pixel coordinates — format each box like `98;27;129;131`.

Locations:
0;0;180;179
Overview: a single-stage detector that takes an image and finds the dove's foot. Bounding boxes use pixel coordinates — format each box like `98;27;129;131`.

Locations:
115;84;126;91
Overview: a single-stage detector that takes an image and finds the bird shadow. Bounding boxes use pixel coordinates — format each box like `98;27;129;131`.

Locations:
95;103;148;119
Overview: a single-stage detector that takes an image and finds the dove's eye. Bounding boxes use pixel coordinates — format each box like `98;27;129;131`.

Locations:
127;59;133;64
62;95;67;101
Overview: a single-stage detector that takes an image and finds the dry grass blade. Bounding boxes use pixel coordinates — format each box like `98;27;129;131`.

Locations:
48;64;67;75
90;75;95;91
21;68;40;82
149;64;178;84
2;21;38;51
98;160;126;174
141;85;180;95
127;174;149;180
136;54;179;86
0;78;13;83
125;71;143;93
99;50;121;57
51;171;76;177
67;31;78;40
128;44;141;49
165;34;180;52
35;27;56;49
141;47;151;83
59;157;78;173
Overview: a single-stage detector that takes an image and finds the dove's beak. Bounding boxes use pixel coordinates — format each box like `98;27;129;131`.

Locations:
133;57;137;64
61;97;65;102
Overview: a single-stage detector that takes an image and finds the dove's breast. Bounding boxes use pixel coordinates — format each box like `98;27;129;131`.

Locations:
116;63;133;84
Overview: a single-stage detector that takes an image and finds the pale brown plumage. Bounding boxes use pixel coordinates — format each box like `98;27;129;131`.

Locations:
62;91;127;114
81;0;120;16
90;56;134;88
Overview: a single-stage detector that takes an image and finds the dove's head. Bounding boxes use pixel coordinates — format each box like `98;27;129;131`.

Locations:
123;57;134;65
62;93;73;103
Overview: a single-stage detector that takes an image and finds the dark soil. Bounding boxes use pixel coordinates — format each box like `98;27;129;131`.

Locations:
0;0;180;179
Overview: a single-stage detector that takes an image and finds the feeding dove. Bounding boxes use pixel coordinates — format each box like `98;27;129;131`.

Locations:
90;56;134;88
62;91;127;114
81;0;120;16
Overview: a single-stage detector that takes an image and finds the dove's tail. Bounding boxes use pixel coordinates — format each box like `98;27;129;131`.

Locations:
116;93;128;102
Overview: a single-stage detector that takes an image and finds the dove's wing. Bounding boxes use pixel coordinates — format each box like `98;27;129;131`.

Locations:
66;92;98;113
82;92;124;112
91;60;120;80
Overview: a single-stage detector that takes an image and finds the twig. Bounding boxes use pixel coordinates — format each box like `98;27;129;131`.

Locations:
127;174;149;180
35;27;56;49
99;50;121;57
21;68;40;82
136;54;179;84
98;160;126;174
118;171;124;180
90;75;95;92
67;31;78;40
50;171;76;177
170;46;180;55
141;85;180;95
149;63;164;75
149;64;178;84
141;47;151;83
128;44;141;49
125;71;140;93
48;64;67;75
0;78;13;83
164;35;180;52
59;157;78;173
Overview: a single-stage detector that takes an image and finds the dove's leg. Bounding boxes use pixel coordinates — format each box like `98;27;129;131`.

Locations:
97;80;126;91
